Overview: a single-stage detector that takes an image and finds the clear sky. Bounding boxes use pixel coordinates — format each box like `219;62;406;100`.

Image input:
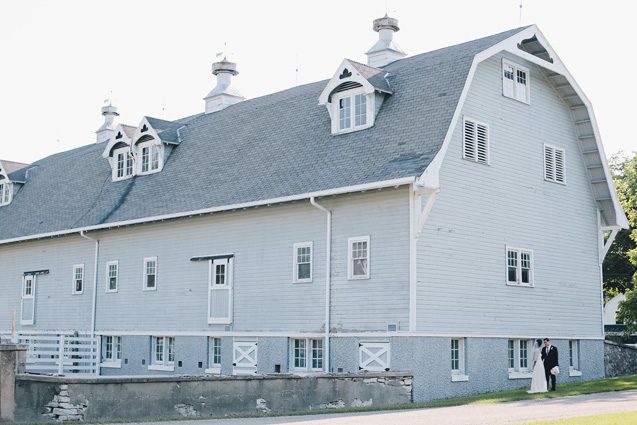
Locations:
0;0;635;164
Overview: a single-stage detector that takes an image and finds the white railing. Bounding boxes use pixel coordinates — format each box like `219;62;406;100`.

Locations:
16;333;100;375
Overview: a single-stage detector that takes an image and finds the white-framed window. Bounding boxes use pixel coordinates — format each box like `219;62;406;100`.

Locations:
291;338;323;372
569;340;582;376
208;257;234;324
348;236;370;280
463;118;489;164
502;59;530;104
332;90;373;134
150;336;175;371
206;337;222;374
544;144;565;184
112;147;134;181
451;338;468;381
506;247;534;287
293;242;313;283
143;257;157;291
20;275;36;325
508;339;533;378
359;341;390;372
72;264;84;294
0;182;12;206
138;142;163;175
101;335;122;368
106;261;118;292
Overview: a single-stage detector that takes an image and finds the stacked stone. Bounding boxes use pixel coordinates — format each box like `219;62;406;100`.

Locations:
42;385;87;422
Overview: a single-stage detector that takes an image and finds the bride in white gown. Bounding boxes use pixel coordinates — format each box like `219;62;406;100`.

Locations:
528;339;548;393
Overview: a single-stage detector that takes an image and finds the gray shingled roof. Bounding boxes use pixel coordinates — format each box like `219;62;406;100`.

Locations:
0;27;527;241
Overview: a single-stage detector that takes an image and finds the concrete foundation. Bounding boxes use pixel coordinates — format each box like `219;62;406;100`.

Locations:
0;344;27;422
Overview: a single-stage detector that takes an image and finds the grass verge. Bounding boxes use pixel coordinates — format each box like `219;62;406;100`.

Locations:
517;410;637;425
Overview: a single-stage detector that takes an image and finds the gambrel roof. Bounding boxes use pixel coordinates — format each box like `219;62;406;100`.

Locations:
0;25;626;243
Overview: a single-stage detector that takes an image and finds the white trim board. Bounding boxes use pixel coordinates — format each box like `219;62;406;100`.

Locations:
0;177;415;246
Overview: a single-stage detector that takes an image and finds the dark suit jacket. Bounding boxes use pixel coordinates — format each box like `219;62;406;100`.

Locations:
541;345;559;369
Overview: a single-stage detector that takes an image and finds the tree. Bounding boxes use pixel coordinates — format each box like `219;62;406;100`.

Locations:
607;152;637;334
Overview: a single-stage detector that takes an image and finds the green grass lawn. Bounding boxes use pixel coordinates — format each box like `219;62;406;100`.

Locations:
518;410;637;425
412;374;637;409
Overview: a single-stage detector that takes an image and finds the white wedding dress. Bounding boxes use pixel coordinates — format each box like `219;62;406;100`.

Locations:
528;347;548;393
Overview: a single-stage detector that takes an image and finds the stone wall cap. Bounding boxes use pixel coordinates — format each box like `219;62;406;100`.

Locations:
17;371;412;384
605;340;637;351
0;343;28;351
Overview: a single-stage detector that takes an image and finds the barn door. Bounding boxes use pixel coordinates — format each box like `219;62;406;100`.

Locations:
20;275;36;325
208;258;233;324
359;342;390;371
233;339;257;375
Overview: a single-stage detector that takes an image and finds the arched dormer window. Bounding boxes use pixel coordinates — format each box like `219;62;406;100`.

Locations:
319;59;393;135
112;146;134;181
102;124;135;182
135;134;163;175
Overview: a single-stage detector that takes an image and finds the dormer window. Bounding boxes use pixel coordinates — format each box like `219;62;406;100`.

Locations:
138;141;163;175
332;90;373;134
113;147;134;181
0;182;12;206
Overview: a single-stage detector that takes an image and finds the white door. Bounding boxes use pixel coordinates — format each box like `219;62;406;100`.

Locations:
359;342;390;371
233;339;257;375
20;275;35;325
208;258;233;324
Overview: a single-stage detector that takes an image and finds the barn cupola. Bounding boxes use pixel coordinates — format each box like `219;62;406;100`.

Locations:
366;15;406;68
204;57;245;114
95;101;120;144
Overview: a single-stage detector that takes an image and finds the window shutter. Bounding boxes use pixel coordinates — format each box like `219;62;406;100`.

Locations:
544;146;554;181
463;119;476;161
554;148;565;183
476;124;488;164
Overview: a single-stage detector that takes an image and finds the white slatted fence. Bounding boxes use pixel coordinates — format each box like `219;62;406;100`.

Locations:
17;333;99;375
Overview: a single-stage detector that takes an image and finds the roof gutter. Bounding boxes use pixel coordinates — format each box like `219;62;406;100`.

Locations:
0;177;415;246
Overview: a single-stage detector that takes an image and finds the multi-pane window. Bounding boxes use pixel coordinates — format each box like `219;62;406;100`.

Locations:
139;144;161;174
450;338;467;379
106;261;118;292
293;242;313;283
113;148;134;180
348;236;370;279
103;336;122;362
206;337;222;373
143;257;157;290
506;247;533;286
463;118;489;164
569;340;580;372
502;59;530;103
334;91;370;133
508;339;532;374
0;182;11;205
72;264;84;294
152;336;175;366
291;338;323;372
23;275;34;298
339;97;351;130
544;145;565;184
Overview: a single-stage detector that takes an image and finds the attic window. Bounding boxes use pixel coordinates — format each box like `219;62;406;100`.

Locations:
502;59;529;104
332;89;373;134
137;136;163;175
0;182;12;206
113;147;134;181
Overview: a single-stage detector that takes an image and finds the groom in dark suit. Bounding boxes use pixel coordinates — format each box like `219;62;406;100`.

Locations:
541;338;559;391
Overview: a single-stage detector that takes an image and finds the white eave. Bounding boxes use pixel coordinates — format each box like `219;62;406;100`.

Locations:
417;24;628;229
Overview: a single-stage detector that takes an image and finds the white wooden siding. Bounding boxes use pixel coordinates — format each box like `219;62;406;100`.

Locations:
416;53;601;337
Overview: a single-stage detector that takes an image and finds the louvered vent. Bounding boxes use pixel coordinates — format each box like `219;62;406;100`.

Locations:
463;118;488;164
544;145;565;183
328;81;364;102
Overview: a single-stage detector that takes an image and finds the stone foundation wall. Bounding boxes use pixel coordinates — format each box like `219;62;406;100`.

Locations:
14;372;412;423
604;340;637;377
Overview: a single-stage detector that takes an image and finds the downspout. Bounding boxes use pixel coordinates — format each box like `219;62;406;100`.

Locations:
310;197;331;372
80;231;99;338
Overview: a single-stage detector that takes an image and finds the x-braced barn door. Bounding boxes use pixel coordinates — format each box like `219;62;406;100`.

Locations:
233;339;257;375
359;342;390;371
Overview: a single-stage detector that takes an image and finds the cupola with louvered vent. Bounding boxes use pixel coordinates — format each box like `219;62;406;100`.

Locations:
366;15;406;68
